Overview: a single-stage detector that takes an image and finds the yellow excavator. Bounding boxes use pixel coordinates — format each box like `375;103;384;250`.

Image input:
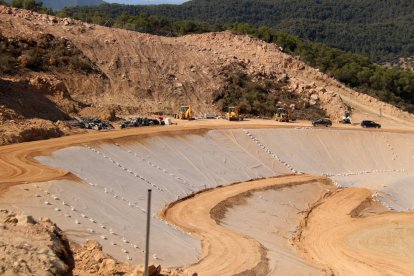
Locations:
175;105;193;120
226;106;241;121
273;108;292;122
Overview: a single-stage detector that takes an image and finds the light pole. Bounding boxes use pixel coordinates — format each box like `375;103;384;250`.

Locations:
144;189;152;276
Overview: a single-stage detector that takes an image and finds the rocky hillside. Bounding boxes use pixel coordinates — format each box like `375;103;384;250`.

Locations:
0;6;413;144
0;209;74;275
65;0;414;63
383;56;414;72
0;209;184;275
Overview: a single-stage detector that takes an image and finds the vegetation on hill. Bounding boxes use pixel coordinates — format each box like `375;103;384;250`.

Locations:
0;33;97;75
230;24;414;113
214;70;327;119
3;0;105;11
1;0;51;12
57;8;414;112
58;0;414;63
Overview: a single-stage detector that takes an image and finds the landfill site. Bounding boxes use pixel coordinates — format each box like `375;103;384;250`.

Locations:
1;5;414;276
0;118;413;275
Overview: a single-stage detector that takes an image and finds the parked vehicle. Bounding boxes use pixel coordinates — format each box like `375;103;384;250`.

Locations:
204;113;216;119
312;118;332;127
361;120;381;128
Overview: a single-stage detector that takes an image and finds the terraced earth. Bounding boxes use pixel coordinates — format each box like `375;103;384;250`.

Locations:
1;120;414;275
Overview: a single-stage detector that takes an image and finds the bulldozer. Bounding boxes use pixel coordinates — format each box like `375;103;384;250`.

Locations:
175;105;193;120
273;108;291;122
226;106;241;121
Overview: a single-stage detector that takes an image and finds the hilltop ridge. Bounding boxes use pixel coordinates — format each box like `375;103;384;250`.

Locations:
4;0;105;10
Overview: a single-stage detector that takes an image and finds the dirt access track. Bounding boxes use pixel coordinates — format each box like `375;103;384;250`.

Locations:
162;175;414;275
160;175;327;276
1;120;414;275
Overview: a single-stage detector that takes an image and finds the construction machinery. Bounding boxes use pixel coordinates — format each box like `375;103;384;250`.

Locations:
273;108;291;122
226;106;241;121
175;105;193;120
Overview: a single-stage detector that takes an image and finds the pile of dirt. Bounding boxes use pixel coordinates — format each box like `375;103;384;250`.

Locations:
0;209;74;275
0;118;67;145
72;240;142;275
0;209;187;276
0;5;413;145
71;239;188;276
0;75;83;145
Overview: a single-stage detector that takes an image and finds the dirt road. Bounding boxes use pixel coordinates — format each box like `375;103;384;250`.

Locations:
160;175;325;276
295;188;414;275
4;119;398;195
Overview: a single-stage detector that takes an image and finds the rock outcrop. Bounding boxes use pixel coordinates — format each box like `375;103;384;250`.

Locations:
0;209;74;275
0;210;187;275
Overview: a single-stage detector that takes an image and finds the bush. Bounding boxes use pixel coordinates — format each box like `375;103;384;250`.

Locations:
0;54;17;74
214;71;326;119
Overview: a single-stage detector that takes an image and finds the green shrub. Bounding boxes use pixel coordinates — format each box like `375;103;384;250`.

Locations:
0;34;97;76
214;71;326;119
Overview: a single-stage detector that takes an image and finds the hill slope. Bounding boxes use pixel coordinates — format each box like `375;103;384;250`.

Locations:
62;0;414;62
0;6;413;144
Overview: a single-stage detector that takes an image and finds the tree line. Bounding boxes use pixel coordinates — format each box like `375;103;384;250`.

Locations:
57;0;414;63
0;0;52;13
230;24;414;112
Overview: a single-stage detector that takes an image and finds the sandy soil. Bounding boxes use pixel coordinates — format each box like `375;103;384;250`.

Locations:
295;188;414;275
160;175;324;276
2;5;414;147
1;6;414;275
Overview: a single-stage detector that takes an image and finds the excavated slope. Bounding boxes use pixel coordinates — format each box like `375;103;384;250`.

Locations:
1;6;414;125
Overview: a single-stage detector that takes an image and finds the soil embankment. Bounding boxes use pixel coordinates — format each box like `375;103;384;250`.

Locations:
160;175;325;276
295;188;414;275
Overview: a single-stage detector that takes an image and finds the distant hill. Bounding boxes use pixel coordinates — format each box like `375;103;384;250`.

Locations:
61;0;414;63
105;0;187;4
4;0;106;10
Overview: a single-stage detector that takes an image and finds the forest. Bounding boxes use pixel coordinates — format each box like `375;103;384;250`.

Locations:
57;0;414;63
